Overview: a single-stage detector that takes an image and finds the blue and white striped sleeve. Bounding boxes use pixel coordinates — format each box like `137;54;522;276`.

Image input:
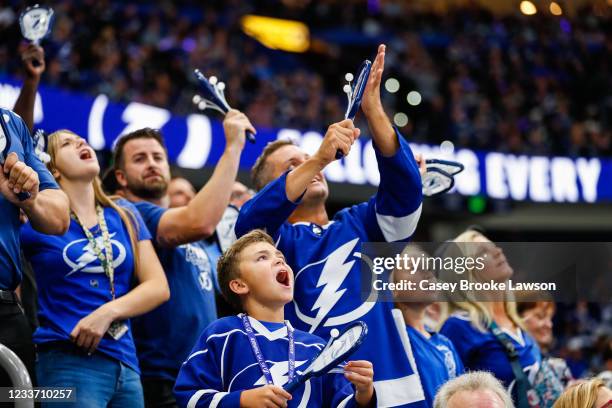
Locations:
174;331;242;408
370;129;423;242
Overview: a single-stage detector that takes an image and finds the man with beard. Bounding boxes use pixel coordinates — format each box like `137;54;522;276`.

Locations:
110;110;254;408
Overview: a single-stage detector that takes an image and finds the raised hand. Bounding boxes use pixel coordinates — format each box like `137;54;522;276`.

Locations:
314;119;361;167
0;152;39;204
21;43;45;79
361;44;386;118
223;109;256;151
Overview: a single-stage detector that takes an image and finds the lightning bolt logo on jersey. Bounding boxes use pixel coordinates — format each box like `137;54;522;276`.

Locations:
174;316;360;408
292;238;376;333
236;133;427;407
62;233;127;275
20;199;150;374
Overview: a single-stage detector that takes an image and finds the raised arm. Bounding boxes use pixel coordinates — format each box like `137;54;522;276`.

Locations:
235;119;359;239
156;110;254;247
361;44;398;157
358;44;425;242
13;44;45;132
286;119;360;201
21;188;70;235
1;149;69;235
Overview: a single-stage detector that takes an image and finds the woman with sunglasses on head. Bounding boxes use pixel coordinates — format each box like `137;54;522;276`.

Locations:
20;129;170;408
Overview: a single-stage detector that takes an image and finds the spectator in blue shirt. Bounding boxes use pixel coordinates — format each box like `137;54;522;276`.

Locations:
392;244;464;407
20;129;169;407
438;229;544;405
0;107;69;387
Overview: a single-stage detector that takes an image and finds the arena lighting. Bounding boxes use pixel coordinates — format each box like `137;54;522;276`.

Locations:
393;112;409;127
240;15;310;53
384;78;400;93
549;2;563;15
519;1;538;15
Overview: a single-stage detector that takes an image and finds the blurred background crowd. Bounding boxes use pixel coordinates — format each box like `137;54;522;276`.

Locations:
0;0;610;157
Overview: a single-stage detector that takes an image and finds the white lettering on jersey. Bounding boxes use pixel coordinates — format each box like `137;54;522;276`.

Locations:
435;344;458;378
181;243;213;291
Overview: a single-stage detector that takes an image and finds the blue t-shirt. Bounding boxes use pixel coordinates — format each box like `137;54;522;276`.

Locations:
440;313;542;388
407;325;464;407
236;132;427;407
0;108;58;290
201;237;222;294
130;201;218;381
20;199;150;373
174;315;364;408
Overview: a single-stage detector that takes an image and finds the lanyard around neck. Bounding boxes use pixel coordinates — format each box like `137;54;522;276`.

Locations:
240;314;295;386
71;204;116;299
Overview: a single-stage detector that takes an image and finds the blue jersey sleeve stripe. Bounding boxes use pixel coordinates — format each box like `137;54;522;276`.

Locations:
336;394;354;408
375;203;422;242
187;389;216;408
208;391;229;408
184;349;208;364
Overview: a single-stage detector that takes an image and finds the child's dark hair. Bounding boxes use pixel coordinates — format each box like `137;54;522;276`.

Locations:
217;229;275;311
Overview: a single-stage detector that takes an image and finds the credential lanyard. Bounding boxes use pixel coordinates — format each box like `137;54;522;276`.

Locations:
71;204;116;299
490;321;532;408
240;314;295;385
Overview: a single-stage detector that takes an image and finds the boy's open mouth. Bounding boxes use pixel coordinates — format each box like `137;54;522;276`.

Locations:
276;270;290;287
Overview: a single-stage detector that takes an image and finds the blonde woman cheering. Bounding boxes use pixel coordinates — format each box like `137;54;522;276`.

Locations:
20;130;169;408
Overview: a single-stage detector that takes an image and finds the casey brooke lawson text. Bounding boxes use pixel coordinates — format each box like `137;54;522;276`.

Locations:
373;279;557;293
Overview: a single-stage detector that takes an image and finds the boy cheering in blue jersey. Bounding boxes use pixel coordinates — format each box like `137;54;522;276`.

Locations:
235;45;428;407
109;110;254;407
174;230;375;407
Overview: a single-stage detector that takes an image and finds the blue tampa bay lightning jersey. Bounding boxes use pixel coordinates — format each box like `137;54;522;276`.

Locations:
174;315;362;408
440;313;542;388
236;132;427;407
403;316;464;407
